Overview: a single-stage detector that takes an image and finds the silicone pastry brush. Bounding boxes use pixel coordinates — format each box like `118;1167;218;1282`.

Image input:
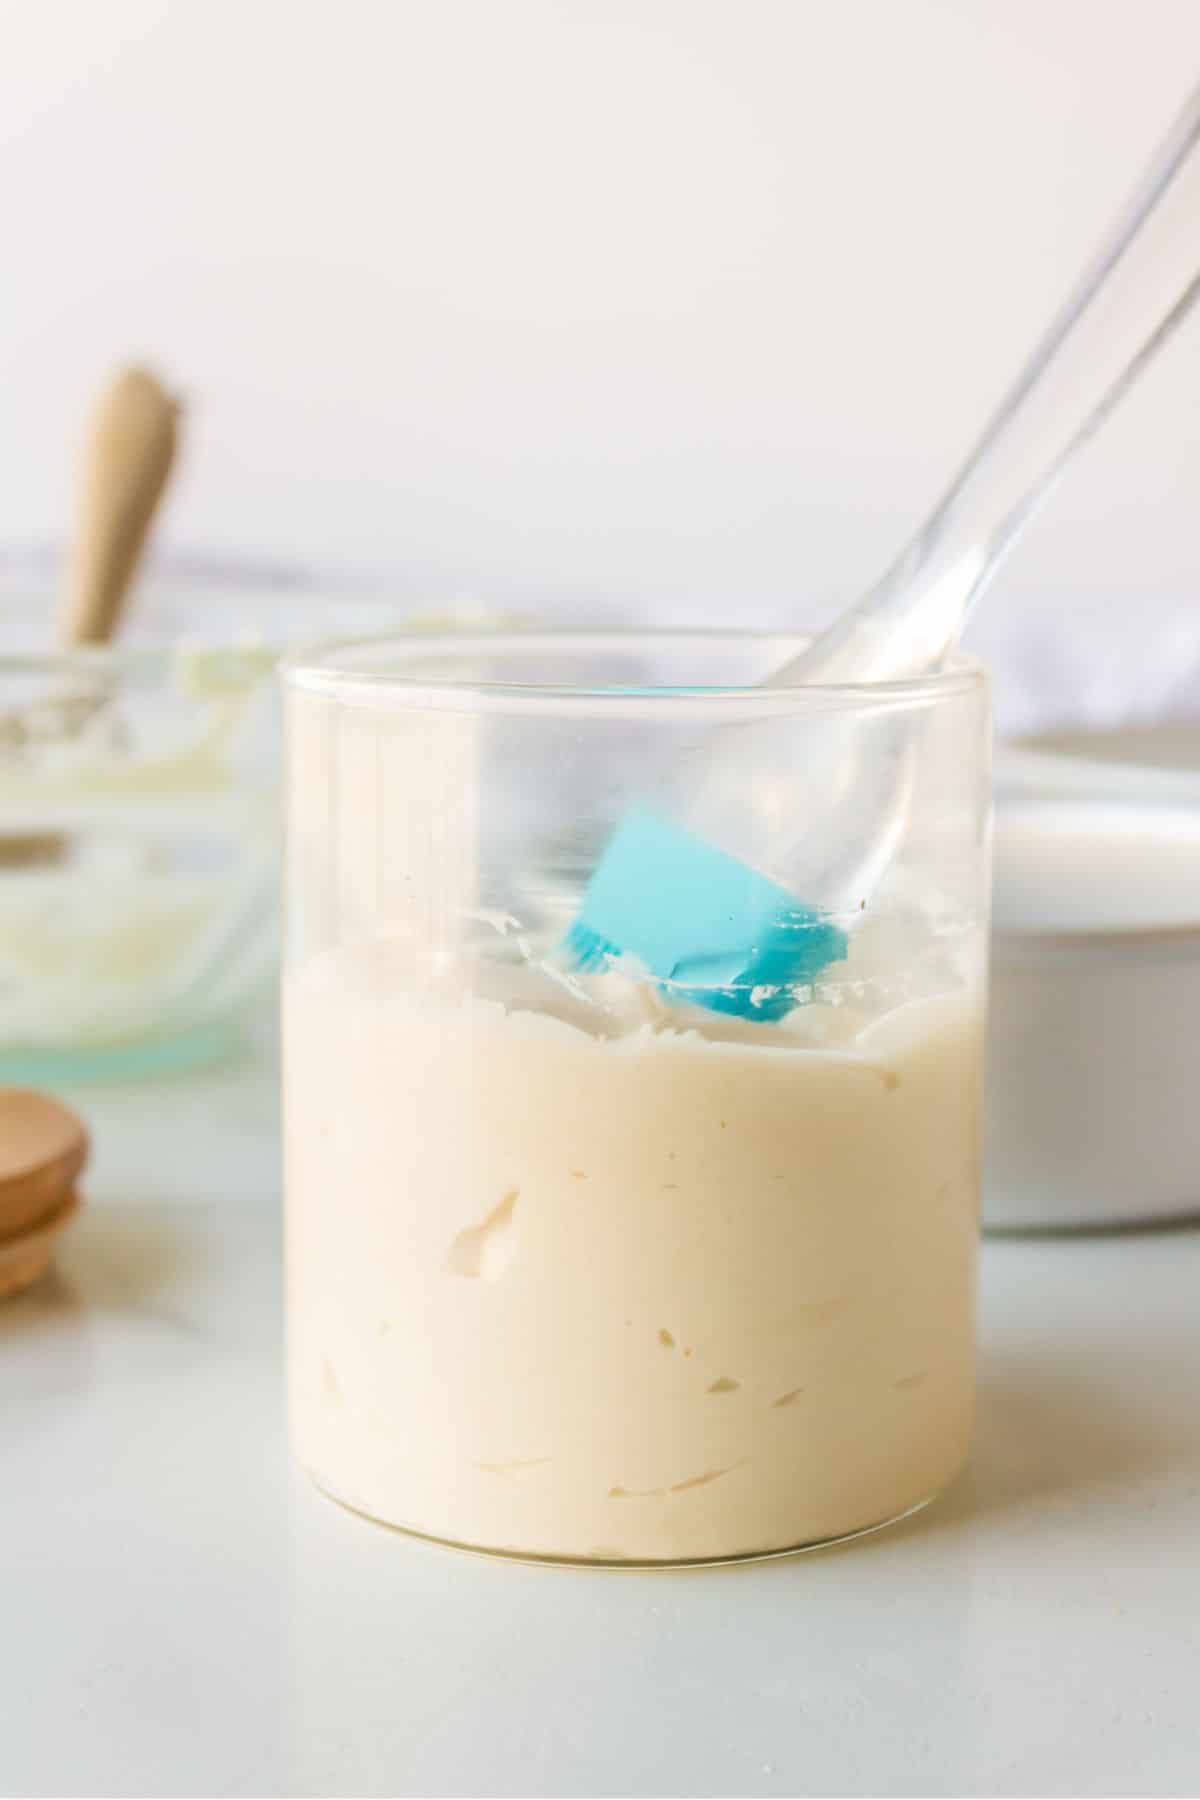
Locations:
566;82;1200;1018
0;365;179;855
0;365;180;865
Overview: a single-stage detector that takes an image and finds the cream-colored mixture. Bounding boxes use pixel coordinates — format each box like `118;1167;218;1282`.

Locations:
285;937;982;1563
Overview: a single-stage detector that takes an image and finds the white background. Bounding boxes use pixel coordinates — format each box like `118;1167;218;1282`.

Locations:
3;0;1200;698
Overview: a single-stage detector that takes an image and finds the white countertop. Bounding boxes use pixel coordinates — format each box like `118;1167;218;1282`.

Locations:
3;1047;1200;1799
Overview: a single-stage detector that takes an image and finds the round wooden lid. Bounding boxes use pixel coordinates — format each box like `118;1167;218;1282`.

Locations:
0;1188;80;1300
0;1090;88;1243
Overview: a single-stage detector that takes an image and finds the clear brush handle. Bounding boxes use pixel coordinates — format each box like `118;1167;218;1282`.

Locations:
776;80;1200;687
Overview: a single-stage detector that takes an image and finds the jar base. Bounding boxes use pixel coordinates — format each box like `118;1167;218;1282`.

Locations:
304;1467;943;1569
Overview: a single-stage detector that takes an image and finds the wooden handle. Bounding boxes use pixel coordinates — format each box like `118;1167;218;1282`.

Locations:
60;365;180;648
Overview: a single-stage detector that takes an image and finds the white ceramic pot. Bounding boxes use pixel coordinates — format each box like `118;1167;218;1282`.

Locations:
984;770;1200;1230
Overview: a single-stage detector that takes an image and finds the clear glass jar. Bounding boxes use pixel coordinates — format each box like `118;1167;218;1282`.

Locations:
283;631;989;1565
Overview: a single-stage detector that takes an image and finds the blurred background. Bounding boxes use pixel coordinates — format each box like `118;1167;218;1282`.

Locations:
3;0;1200;728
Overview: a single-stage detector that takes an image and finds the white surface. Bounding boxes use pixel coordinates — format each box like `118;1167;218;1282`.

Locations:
3;0;1200;690
3;1051;1200;1797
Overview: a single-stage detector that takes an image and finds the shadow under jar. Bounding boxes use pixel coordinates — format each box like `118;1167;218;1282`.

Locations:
282;631;989;1565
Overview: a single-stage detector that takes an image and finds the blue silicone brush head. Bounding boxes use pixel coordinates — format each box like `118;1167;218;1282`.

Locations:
562;808;847;1022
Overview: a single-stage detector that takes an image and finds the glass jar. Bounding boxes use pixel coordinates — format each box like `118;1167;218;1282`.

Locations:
282;631;989;1565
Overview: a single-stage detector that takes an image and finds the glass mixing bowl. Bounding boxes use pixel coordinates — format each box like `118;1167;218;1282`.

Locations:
0;550;480;1080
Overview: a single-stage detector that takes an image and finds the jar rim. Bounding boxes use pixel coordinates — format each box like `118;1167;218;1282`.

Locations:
281;627;987;718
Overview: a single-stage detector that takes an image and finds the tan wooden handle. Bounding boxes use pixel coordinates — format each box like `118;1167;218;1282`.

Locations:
60;365;180;648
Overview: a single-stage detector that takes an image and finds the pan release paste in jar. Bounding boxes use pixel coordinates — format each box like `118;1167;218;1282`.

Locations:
283;635;987;1563
285;927;982;1563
